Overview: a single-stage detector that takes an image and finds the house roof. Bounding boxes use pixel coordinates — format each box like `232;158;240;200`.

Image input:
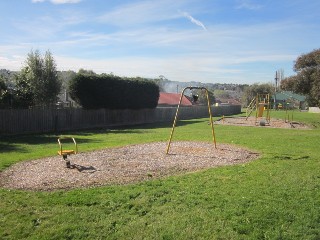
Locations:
158;92;192;106
273;91;306;102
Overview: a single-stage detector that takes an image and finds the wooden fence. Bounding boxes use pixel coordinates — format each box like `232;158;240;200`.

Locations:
0;105;241;135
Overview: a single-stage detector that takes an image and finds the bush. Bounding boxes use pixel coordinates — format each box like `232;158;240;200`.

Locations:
68;74;159;109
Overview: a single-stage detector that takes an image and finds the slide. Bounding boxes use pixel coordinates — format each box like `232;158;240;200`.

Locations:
258;104;264;117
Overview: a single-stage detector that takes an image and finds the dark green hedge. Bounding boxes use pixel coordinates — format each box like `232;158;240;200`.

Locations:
68;74;159;109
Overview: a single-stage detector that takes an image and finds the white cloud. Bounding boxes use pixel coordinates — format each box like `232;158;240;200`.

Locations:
54;55;228;81
0;35;296;83
181;11;207;31
52;48;294;84
1;2;307;84
236;0;263;10
31;0;81;4
97;0;183;26
51;0;81;4
0;55;25;71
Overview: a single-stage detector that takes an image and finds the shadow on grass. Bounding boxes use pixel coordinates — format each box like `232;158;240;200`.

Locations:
0;143;26;153
0;135;100;153
274;155;310;160
140;119;208;129
0;135;96;145
0;119;206;153
55;119;205;134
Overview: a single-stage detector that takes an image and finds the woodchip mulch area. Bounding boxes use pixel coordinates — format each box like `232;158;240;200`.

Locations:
1;117;307;192
215;116;310;129
0;141;259;191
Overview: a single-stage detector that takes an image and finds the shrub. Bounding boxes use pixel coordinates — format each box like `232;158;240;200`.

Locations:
68;74;159;109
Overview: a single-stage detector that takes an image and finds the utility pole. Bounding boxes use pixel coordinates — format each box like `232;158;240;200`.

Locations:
274;71;278;110
275;71;279;92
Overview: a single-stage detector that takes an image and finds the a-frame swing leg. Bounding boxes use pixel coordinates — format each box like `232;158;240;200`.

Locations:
166;88;185;154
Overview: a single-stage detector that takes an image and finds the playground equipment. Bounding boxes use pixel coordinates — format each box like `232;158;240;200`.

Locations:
57;137;78;168
246;93;271;126
284;107;295;128
166;86;216;154
285;109;294;122
282;98;294;123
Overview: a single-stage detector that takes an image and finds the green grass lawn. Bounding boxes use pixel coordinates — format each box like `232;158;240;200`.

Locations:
1;110;320;239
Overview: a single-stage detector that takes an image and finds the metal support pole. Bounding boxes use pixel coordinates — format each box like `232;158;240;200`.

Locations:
166;87;187;154
255;94;259;124
205;89;217;148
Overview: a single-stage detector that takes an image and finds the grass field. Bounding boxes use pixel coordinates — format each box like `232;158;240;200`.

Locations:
1;110;320;239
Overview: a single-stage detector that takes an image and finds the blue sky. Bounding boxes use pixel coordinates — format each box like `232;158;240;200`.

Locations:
0;0;319;84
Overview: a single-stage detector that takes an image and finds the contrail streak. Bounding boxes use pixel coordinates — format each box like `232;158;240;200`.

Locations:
181;11;207;31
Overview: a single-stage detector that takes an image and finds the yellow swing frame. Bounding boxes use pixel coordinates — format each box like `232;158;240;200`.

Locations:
166;86;217;154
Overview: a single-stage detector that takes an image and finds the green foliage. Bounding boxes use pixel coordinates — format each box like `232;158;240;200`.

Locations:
191;89;216;105
1;71;28;109
1;112;320;239
42;51;61;103
0;75;5;92
0;76;10;108
68;74;159;109
214;89;230;99
12;68;35;108
58;70;77;89
14;50;62;108
77;68;97;76
242;83;274;106
282;48;320;107
280;75;297;91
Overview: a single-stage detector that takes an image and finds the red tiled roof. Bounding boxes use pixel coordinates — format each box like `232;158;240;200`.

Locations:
158;92;192;106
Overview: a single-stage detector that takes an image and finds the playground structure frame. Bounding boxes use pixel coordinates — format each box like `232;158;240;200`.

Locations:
166;86;216;154
246;93;271;125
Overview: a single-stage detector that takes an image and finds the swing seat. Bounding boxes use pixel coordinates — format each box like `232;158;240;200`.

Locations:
58;149;76;156
57;137;78;167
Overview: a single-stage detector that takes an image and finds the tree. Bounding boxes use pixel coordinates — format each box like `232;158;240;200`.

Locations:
214;89;231;99
78;68;96;76
242;83;274;107
191;89;216;105
0;75;7;99
17;50;61;107
58;71;77;88
69;74;159;109
0;75;11;108
13;68;34;108
280;75;297;91
283;49;320;107
42;51;61;104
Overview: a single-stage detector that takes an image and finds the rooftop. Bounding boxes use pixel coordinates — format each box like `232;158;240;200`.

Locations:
158;92;192;106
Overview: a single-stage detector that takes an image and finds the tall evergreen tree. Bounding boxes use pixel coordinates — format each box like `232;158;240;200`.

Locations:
17;50;61;107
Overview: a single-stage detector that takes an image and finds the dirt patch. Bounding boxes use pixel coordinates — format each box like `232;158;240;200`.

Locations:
215;116;310;129
0;141;259;191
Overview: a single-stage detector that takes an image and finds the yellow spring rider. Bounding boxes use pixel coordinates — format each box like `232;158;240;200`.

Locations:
57;137;78;168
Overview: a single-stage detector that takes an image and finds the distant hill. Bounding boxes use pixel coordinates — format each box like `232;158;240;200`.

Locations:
157;79;248;93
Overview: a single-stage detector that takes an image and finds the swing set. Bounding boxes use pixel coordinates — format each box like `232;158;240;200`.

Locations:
166;86;217;154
